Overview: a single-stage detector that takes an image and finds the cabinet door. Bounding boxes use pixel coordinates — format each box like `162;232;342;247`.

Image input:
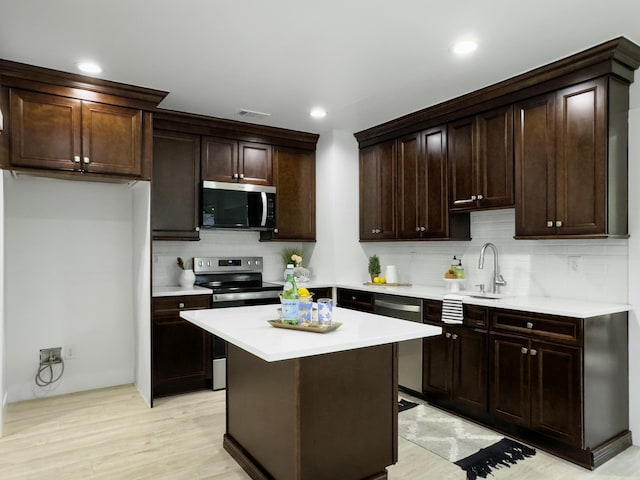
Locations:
239;142;272;185
530;341;582;447
476;105;514;208
490;334;530;427
423;326;451;397
514;93;556;237
448;116;475;209
201;136;238;182
152;130;201;240
397;133;421;238
359;141;396;240
10;89;81;171
421;126;448;237
81;101;142;176
451;328;488;412
554;79;606;235
271;146;315;240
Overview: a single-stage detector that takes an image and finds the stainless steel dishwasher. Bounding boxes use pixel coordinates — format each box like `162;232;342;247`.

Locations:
373;293;423;393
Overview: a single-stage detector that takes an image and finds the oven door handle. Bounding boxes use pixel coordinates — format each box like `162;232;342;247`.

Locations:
261;191;268;227
213;290;280;302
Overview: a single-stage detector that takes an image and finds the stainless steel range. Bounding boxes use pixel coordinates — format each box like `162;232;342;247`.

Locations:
193;256;281;389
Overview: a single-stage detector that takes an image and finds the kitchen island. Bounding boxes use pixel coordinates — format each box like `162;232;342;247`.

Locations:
181;305;441;480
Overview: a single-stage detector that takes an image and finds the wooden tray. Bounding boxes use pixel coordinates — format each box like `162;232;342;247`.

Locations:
268;319;341;333
363;282;412;287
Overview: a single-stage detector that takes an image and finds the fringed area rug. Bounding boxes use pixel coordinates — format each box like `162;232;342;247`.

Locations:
398;398;535;479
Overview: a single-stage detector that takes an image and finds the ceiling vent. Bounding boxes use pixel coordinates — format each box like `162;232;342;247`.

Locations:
238;109;271;119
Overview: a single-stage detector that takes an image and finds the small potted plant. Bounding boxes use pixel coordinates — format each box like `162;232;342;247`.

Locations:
368;254;381;282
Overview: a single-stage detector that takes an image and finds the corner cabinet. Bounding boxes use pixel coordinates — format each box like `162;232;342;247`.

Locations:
152;295;213;398
448;105;514;210
152;130;201;240
359;140;396;240
515;76;627;238
262;146;316;241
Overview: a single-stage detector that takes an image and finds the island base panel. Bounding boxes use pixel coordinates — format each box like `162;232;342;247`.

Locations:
226;343;398;480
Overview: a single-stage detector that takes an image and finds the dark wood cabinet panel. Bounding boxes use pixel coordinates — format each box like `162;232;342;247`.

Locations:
269;146;315;240
336;288;374;312
452;327;488;412
152;295;212;398
359;140;396;240
490;333;530;427
423;327;450;397
201;137;272;185
397;127;447;239
308;287;332;299
10;88;143;177
201;136;237;183
448;106;514;211
530;341;582;447
152;130;201;240
516;78;610;238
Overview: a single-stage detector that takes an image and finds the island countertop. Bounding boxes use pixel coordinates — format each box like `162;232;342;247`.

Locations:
180;304;441;362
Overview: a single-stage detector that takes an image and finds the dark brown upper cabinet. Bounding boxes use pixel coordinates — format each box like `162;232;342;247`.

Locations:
10;88;144;177
448;105;514;211
515;77;625;238
201;136;272;186
359;140;396;240
397;126;448;239
262;146;316;241
152;130;201;241
0;59;168;180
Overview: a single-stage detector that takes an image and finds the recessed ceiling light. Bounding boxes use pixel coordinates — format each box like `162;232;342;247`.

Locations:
452;40;478;56
77;62;102;74
310;108;327;119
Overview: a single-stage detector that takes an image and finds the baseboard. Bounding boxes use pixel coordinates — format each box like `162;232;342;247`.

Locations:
592;430;633;469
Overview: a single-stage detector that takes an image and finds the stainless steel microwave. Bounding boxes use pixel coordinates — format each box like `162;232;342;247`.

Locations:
201;181;276;230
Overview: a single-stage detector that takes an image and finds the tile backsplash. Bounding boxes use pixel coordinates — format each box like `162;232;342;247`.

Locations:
153;209;628;304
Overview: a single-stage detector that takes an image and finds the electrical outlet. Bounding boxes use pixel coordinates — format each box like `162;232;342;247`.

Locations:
64;344;76;360
39;347;62;365
568;255;582;273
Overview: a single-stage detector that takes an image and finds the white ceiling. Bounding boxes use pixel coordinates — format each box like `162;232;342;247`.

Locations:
1;0;640;135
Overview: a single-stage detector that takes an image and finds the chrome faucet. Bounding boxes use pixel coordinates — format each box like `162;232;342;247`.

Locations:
478;242;507;294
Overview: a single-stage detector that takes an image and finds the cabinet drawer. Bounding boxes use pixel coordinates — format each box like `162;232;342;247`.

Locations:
491;309;582;345
336;288;374;312
152;295;211;314
424;300;443;323
464;305;488;328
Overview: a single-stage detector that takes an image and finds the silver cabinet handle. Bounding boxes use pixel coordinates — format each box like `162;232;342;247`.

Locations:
83;157;90;164
477;194;484;200
445;332;452;338
526;321;533;329
521;347;528;354
451;333;458;340
555;220;563;227
273;228;279;233
239;173;245;179
74;155;81;163
530;349;538;356
416;227;421;232
546;221;553;227
420;227;426;232
178;302;185;308
232;173;239;179
471;195;477;201
195;227;200;232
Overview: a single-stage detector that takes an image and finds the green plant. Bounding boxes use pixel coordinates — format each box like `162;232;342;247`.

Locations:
282;246;304;267
368;254;381;278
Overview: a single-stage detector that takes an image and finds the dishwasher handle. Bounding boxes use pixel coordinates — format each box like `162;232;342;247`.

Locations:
374;299;421;313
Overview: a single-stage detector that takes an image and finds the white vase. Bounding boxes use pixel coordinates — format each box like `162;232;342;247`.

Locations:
178;269;196;287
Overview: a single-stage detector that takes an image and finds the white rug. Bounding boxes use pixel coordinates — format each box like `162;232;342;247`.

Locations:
398;398;502;463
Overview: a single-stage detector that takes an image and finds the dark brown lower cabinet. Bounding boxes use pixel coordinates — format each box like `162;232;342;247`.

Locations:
152;295;212;398
490;333;582;446
423;323;488;416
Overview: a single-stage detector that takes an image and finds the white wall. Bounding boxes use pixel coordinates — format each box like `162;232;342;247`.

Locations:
4;173;135;402
132;182;152;406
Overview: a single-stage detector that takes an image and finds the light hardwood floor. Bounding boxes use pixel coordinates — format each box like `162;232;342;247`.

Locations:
0;385;639;479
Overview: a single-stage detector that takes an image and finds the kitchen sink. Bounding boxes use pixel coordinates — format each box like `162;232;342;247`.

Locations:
459;291;511;300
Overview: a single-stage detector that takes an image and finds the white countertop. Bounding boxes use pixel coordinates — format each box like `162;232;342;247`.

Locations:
335;283;631;318
180;304;441;362
152;285;212;297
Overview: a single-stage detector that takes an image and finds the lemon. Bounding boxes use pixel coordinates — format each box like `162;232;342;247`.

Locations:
379;277;387;283
298;287;310;296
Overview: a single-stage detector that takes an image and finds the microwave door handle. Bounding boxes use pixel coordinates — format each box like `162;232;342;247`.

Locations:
261;192;268;226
